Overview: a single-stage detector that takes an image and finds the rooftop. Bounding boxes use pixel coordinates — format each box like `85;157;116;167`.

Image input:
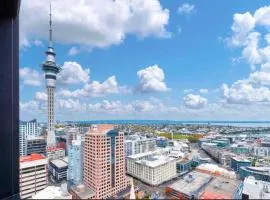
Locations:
50;157;68;168
87;124;114;136
128;151;156;159
136;155;175;168
168;171;212;197
242;176;270;199
20;153;46;163
199;176;240;199
231;157;251;162
71;184;95;199
32;186;71;199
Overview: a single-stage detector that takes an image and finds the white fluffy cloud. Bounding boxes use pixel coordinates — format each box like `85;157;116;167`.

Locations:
21;96;180;119
59;76;129;98
68;47;80;56
178;3;196;15
136;65;170;93
222;6;270;105
58;99;87;112
199;89;208;94
226;6;270;67
20;67;43;86
222;80;270;104
58;61;90;85
228;12;255;47
20;0;170;48
183;94;207;109
35;92;47;101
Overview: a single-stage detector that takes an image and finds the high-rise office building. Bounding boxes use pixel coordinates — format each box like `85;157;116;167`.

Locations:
66;128;80;155
26;136;47;155
19;154;48;199
41;5;61;148
19;119;38;156
84;125;128;199
68;135;84;185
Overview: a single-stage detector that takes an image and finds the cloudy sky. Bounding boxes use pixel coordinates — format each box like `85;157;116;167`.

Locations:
20;0;270;121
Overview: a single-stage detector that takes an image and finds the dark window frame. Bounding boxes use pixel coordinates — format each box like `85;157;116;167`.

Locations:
0;0;20;199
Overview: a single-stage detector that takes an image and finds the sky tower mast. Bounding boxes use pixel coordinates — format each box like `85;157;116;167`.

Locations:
41;4;61;148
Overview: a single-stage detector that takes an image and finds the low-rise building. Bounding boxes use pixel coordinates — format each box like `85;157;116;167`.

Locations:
49;157;68;182
253;146;270;157
242;176;270;199
176;158;192;175
47;147;65;160
230;157;251;172
166;171;212;199
239;166;270;181
199;176;240;199
19;154;48;199
127;151;177;186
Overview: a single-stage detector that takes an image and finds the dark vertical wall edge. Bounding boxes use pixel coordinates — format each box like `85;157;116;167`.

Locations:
0;0;20;199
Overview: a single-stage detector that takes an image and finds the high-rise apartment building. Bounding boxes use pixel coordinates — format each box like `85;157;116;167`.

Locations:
19;154;48;199
84;125;128;199
125;138;156;157
68;135;84;185
41;5;61;148
19;119;38;156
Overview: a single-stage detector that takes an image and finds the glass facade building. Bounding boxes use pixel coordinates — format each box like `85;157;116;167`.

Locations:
67;135;84;186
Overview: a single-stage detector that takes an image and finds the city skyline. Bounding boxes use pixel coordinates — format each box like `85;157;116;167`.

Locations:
19;1;270;121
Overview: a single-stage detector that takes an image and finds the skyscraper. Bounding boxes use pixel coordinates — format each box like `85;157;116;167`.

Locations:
19;119;38;156
41;5;61;148
68;135;84;186
84;125;128;199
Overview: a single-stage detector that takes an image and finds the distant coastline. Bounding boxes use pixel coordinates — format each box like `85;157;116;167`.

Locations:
59;120;270;127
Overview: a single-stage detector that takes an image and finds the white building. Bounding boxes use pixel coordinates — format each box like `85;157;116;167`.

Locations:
127;151;177;186
253;147;270;157
125;138;156;157
19;119;38;156
19;154;48;199
242;176;270;199
47;147;65;160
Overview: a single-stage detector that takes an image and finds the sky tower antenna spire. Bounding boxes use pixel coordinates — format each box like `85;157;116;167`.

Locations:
49;3;53;47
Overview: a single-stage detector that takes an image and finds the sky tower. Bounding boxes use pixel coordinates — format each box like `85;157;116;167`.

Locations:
41;5;61;148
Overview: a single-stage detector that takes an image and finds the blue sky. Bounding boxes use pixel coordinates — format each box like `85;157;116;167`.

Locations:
19;0;270;121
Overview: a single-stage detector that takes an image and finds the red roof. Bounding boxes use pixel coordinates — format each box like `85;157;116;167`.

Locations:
200;191;230;199
20;154;45;163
